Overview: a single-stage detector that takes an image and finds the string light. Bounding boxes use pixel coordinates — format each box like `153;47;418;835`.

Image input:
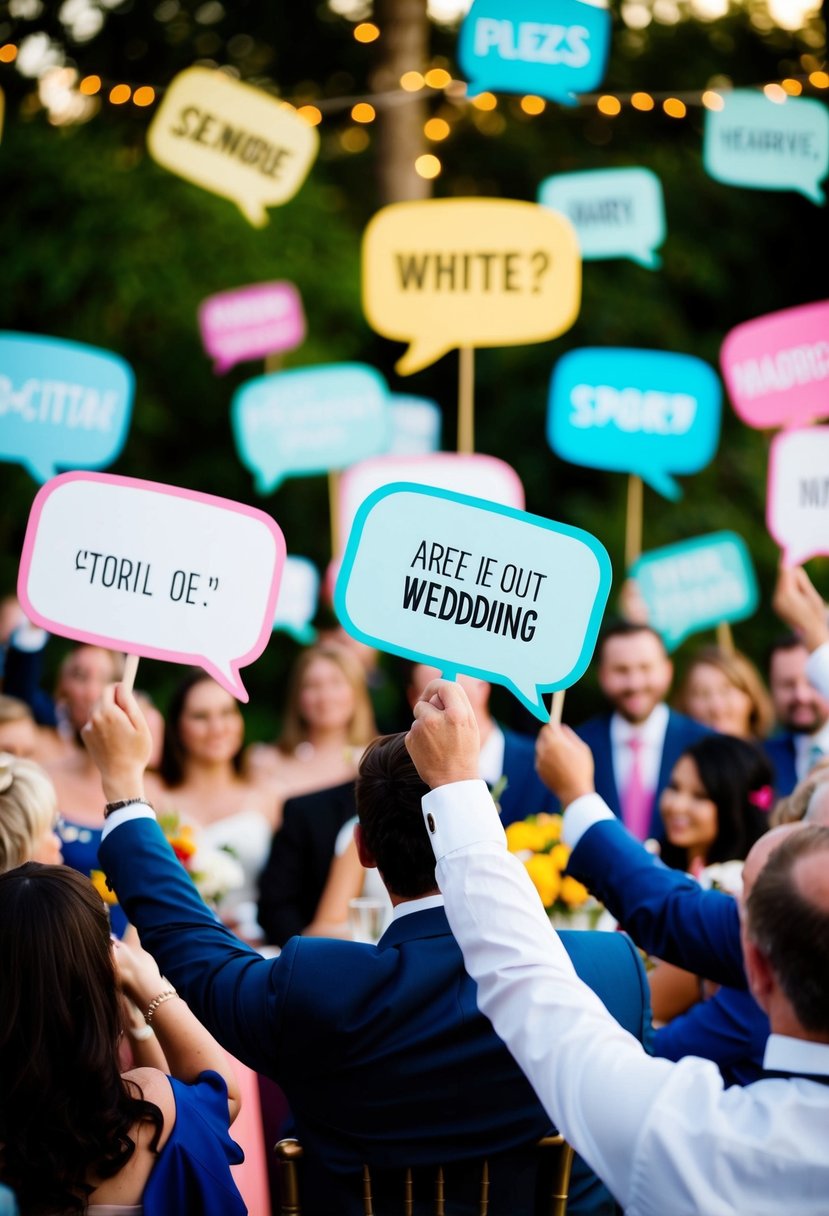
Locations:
353;22;379;43
297;104;322;126
415;153;441;179
663;97;686;117
781;78;802;95
701;90;724;110
597;95;621;115
340;126;369;152
810;71;829;88
351;101;375;123
109;84;131;104
79;74;101;95
424;116;450;140
0;43;17;63
472;92;497;110
763;82;787;102
631;92;654;110
400;70;424;92
133;86;155;107
424;68;451;89
520;95;545;115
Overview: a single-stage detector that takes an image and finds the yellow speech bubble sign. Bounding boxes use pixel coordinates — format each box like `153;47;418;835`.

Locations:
363;198;581;375
147;67;319;227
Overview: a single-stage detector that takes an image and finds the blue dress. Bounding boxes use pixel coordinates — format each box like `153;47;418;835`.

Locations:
142;1071;246;1216
58;818;128;938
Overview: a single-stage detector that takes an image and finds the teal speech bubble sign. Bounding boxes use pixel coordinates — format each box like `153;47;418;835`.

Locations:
335;483;611;721
538;167;666;269
703;90;829;205
388;395;442;455
231;363;391;494
458;0;611;107
0;332;134;484
548;347;722;500
630;532;758;651
273;555;319;644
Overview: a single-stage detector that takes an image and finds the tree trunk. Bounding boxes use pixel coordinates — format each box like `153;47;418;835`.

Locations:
371;0;430;204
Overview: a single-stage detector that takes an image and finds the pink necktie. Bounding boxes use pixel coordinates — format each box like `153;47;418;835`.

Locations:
621;736;653;841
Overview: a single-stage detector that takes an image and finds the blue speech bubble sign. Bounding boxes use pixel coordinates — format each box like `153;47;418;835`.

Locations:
548;347;722;500
458;0;611;107
630;532;758;651
273;555;319;644
335;482;611;721
231;363;391;494
703;90;829;206
0;332;134;484
538;167;666;269
388;395;442;455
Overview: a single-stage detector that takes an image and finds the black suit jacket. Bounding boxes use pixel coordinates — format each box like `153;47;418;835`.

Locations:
257;780;356;946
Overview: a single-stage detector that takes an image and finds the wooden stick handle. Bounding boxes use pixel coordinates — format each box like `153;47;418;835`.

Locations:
550;689;565;725
716;620;735;655
457;346;475;454
122;654;139;692
625;475;643;569
328;470;341;560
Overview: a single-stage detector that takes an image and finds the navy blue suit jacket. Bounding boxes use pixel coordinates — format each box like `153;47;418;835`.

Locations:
568;817;768;1085
763;733;799;798
575;710;711;840
101;818;650;1215
498;726;559;827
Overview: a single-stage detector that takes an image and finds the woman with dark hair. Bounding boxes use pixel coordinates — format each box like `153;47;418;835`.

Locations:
0;864;242;1215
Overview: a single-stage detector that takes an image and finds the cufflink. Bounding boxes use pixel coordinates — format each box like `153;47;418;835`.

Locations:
426;813;436;833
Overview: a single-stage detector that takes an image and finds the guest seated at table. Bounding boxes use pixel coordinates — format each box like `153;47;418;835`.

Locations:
0;864;243;1216
89;683;652;1216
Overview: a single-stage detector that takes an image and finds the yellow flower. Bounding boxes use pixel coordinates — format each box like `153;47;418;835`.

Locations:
90;869;118;906
535;813;563;846
548;843;571;873
524;854;562;909
560;875;590;908
506;821;546;853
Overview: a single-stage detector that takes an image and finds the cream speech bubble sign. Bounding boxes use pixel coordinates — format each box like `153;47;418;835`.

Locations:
363;198;581;375
18;473;286;701
767;428;829;566
147;67;319;227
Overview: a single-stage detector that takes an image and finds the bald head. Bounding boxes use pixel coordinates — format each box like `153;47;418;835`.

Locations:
741;823;805;900
805;780;829;826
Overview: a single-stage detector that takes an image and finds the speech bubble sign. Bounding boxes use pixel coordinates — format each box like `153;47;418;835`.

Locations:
388;395;443;455
336;484;611;720
17;473;285;702
147;67;319;227
548;347;722;500
538;167;666;270
767;428;829;565
720;299;829;430
630;532;758;651
337;452;525;555
458;0;611;106
0;332;134;484
231;363;391;495
273;556;320;645
363;198;581;375
199;281;306;374
703;90;829;205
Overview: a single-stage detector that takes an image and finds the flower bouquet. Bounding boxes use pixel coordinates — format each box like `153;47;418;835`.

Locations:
505;813;603;930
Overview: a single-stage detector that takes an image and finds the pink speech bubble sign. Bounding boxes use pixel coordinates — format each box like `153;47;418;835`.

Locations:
17;472;286;701
337;453;525;555
766;428;829;566
198;281;306;374
721;299;829;430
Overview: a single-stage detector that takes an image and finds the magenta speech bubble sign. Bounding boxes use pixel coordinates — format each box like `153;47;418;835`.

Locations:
198;281;306;374
721;299;829;430
18;472;286;702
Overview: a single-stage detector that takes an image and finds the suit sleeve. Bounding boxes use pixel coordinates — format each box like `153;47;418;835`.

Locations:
653;987;768;1085
100;818;294;1075
567;819;746;988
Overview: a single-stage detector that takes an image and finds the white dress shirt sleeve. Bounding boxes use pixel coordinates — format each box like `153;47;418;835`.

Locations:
806;642;829;700
561;792;615;849
101;801;157;840
423;779;730;1215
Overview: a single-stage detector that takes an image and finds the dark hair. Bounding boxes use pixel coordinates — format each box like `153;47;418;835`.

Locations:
659;734;772;870
768;633;808;666
596;619;667;663
0;864;162;1213
356;733;436;898
746;824;829;1034
160;669;243;787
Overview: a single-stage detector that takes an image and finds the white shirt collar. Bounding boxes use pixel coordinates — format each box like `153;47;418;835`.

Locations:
610;701;670;746
392;893;445;921
764;1034;829;1076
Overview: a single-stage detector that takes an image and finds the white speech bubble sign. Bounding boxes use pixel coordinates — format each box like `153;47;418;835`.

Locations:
273;556;319;644
17;473;286;701
767;428;829;565
335;484;611;720
337;453;524;556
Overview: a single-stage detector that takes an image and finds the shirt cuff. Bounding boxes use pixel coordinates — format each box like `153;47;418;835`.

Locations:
806;642;829;700
562;793;615;849
101;801;157;841
422;779;505;863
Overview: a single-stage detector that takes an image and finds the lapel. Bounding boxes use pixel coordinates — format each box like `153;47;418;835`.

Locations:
376;905;452;950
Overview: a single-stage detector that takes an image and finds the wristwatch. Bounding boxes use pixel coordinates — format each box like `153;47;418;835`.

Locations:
104;797;152;819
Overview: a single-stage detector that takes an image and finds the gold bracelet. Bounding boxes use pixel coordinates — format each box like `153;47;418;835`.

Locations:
144;988;178;1026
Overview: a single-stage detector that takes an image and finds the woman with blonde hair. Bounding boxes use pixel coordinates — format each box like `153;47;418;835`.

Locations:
0;752;62;870
247;642;377;800
676;645;774;741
